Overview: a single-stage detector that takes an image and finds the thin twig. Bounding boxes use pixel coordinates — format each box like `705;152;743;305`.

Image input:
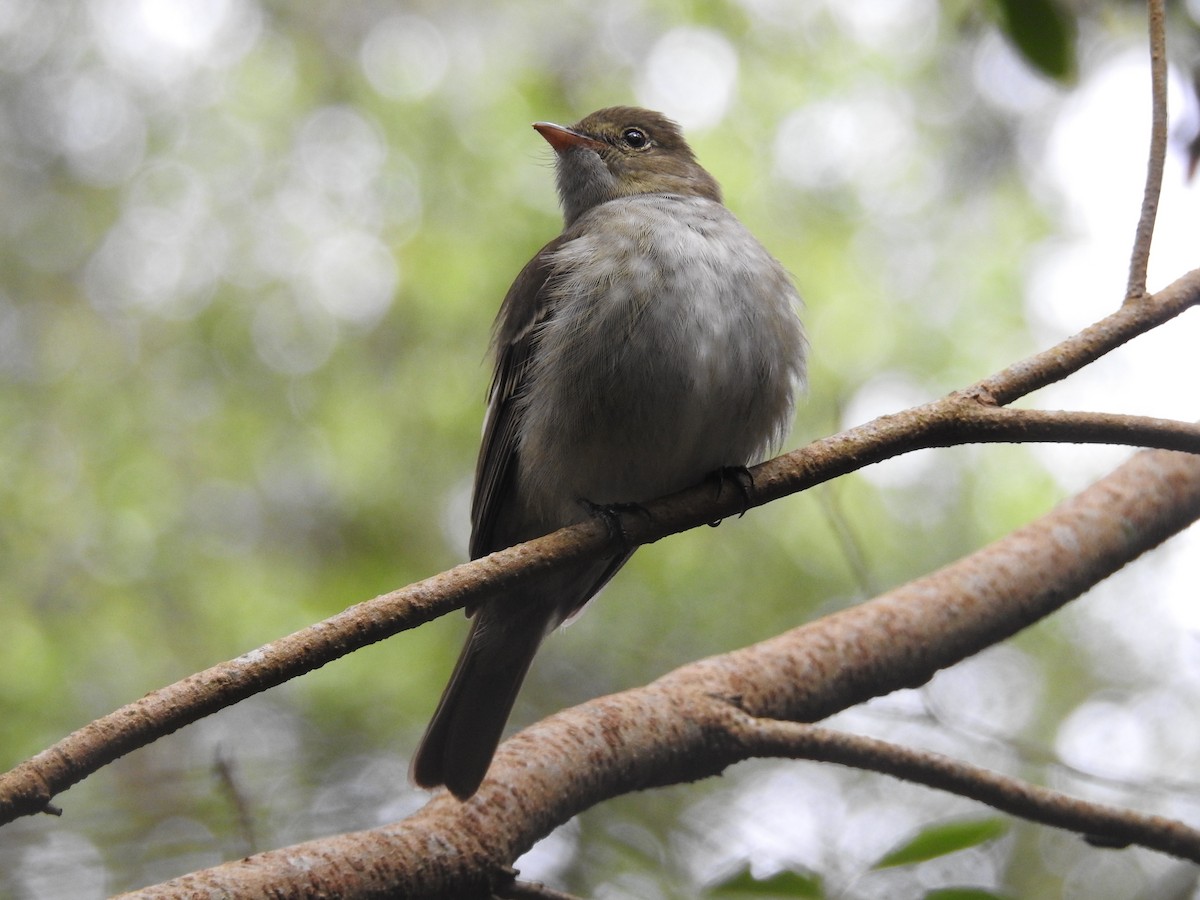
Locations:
968;266;1198;407
1126;0;1169;302
213;747;259;857
816;485;879;597
742;721;1200;863
943;405;1200;453
912;689;1200;803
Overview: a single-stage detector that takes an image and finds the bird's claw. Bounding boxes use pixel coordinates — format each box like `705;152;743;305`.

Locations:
707;466;755;526
580;499;650;551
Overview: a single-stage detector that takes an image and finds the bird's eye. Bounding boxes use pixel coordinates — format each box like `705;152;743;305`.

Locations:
621;128;649;149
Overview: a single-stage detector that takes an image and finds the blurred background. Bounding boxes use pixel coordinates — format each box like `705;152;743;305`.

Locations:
1;0;1199;897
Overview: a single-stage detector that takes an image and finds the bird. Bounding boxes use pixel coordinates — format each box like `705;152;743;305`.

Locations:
410;106;807;799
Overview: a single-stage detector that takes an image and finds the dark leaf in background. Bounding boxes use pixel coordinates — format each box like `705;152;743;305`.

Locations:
924;888;1012;900
709;865;824;898
1186;66;1200;182
992;0;1077;81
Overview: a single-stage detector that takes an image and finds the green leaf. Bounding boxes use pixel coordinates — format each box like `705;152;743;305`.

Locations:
874;818;1010;869
709;866;824;897
992;0;1077;81
925;889;1011;900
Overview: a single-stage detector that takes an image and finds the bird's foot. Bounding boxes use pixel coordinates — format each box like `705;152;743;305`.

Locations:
580;499;650;551
707;466;755;526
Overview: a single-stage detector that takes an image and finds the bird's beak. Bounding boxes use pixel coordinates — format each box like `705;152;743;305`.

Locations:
533;122;606;153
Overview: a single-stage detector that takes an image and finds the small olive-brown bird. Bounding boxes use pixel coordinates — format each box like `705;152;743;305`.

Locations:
411;107;807;799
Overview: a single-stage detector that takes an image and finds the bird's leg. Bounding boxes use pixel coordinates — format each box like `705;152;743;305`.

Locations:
579;498;651;552
707;465;755;525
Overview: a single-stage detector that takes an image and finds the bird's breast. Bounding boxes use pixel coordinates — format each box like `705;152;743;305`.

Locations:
516;194;805;520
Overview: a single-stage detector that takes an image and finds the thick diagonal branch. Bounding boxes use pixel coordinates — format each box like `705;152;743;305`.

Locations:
118;446;1200;897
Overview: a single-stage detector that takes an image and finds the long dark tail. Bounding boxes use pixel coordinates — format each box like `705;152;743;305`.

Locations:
410;600;551;799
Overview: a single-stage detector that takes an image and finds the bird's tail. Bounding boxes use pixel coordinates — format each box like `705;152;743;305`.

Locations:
410;600;552;799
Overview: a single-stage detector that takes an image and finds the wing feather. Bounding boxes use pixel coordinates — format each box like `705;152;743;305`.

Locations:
469;236;565;560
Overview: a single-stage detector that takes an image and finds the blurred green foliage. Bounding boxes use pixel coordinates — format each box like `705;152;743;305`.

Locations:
874;818;1010;869
0;1;1195;898
709;865;824;897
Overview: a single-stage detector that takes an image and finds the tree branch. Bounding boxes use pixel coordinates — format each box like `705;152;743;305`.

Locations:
2;268;1199;827
963;266;1197;407
740;722;1200;863
115;445;1200;897
942;406;1200;452
1126;0;1168;301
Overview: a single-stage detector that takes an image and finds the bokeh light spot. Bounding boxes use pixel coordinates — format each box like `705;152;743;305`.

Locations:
360;15;448;101
302;232;398;327
636;27;738;131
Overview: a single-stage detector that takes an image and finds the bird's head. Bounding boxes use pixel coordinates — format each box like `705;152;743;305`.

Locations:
534;106;722;226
